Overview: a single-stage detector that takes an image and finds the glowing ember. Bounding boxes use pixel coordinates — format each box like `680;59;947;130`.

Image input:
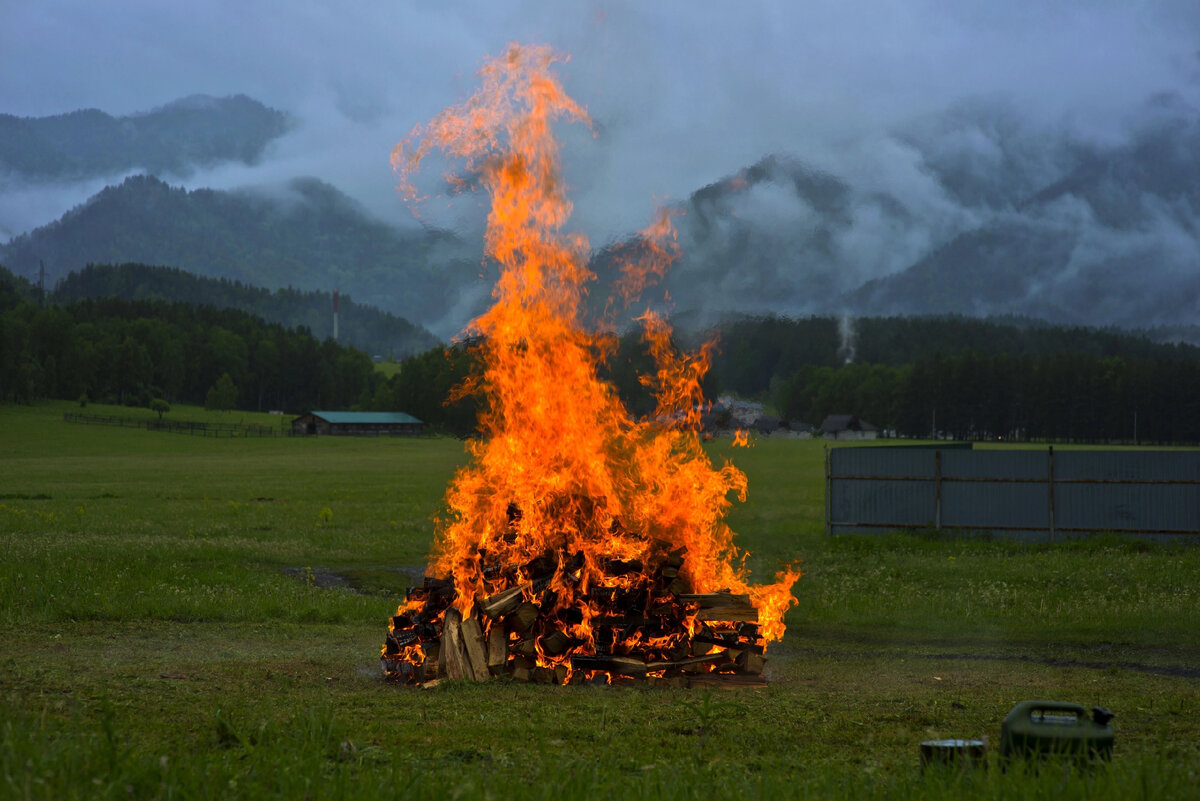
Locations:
383;43;799;685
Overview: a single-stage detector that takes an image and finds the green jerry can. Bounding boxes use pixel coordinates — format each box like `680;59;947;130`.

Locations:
999;700;1115;761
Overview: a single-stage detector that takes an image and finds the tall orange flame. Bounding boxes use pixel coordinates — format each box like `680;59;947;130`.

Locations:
391;44;798;666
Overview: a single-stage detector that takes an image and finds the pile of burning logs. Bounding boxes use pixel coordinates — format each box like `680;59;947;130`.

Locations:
382;546;768;688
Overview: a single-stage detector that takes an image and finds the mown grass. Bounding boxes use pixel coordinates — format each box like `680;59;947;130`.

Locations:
2;400;1198;799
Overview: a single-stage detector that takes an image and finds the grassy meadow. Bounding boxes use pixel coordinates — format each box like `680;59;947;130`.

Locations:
2;401;1198;799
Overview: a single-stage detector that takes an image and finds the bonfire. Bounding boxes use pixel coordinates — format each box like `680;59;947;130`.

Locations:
382;44;799;687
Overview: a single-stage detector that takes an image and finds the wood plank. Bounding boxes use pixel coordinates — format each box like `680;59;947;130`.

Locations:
506;601;540;633
478;584;525;618
678;592;752;607
570;654;648;677
735;650;767;675
458;608;491;682
686;673;768;689
645;652;730;671
692;634;765;655
441;608;469;681
486;624;509;674
695;606;758;622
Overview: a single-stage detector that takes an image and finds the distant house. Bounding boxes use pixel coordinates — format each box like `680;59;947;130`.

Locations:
292;411;423;436
820;414;878;441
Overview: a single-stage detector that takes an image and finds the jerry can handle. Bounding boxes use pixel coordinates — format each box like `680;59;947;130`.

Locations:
1014;700;1087;722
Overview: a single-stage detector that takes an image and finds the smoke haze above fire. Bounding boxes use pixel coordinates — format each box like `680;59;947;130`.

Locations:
3;1;1200;327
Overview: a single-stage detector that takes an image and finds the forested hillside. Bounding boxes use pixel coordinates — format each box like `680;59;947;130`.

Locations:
0;175;477;327
0;95;290;182
710;315;1200;443
1;267;380;413
53;263;440;359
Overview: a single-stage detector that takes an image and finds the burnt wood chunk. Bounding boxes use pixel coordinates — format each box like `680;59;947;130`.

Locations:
645;652;730;671
692;634;765;655
506;601;540;634
570;654;648;677
459;608;491;682
667;578;691;595
604;558;644;576
486;624;509;674
512;638;537;658
695;606;758;622
479;584;525;618
538;630;573;657
735;650;767;675
592;615;649;628
678;592;752;607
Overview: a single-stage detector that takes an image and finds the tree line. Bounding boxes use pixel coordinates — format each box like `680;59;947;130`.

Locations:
774;353;1200;443
371;315;1200;444
52;263;440;359
1;272;379;413
7;260;1200;444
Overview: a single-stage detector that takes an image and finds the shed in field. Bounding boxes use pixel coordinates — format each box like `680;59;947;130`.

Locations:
292;411;424;436
820;414;878;441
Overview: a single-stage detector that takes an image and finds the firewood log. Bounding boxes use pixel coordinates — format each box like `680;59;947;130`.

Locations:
538;630;574;657
735;650;767;676
645;652;730;671
459;609;491;682
686;673;768;689
506;601;540;634
486;624;508;674
679;593;758;622
692;634;765;655
479;584;525;618
441;608;469;681
570;654;648;677
667;578;691;595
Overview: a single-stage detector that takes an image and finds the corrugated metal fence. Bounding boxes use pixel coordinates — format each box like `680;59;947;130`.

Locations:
826;446;1200;541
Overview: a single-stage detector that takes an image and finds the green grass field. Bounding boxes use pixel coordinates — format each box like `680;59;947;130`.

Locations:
2;401;1198;799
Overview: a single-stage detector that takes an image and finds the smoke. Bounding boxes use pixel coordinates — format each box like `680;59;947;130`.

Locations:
838;315;856;365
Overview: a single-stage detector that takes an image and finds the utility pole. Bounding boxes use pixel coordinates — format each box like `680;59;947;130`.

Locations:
332;289;339;343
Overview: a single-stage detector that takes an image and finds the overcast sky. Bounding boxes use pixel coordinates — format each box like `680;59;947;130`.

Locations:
3;1;1199;241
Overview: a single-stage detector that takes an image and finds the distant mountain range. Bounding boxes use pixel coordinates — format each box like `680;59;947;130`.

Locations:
845;102;1200;329
0;94;290;183
3;92;1200;338
649;95;1200;333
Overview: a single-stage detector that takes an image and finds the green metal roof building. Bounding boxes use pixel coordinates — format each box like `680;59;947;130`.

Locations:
292;411;424;436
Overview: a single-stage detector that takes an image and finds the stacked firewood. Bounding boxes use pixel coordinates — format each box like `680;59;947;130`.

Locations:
381;547;768;688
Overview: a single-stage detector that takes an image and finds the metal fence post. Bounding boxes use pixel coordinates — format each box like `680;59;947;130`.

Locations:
1048;446;1056;543
824;445;831;537
934;449;942;531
